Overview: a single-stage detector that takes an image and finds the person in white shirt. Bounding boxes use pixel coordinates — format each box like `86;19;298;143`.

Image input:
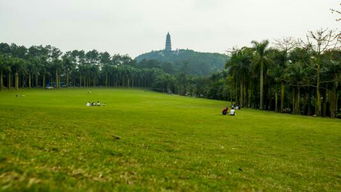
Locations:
230;108;236;116
86;102;91;107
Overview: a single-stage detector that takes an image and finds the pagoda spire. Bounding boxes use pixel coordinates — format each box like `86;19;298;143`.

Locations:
165;32;172;52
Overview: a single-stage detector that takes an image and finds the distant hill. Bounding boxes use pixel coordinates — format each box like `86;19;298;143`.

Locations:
135;49;228;76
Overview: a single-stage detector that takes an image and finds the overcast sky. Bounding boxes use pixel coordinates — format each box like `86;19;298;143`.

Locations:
0;0;339;57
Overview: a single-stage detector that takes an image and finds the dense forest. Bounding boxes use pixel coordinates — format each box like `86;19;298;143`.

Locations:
135;49;227;75
226;33;340;118
0;42;217;96
0;29;340;118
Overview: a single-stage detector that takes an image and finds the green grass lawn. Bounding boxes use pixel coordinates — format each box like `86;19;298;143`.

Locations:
0;88;340;191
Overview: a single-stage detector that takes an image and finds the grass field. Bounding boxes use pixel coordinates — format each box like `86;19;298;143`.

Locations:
0;88;340;191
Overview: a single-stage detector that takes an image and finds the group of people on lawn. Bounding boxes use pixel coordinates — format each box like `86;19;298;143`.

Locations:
222;104;240;116
86;101;103;107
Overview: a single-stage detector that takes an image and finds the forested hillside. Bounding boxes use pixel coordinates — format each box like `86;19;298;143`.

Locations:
135;49;228;76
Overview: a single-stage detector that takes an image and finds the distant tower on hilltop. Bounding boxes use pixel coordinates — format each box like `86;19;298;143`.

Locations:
165;32;172;52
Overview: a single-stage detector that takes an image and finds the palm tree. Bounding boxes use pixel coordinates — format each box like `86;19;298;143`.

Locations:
51;59;62;88
102;63;112;87
0;54;6;90
47;46;63;88
323;50;341;118
90;64;99;87
251;40;270;110
285;61;307;114
287;47;313;114
26;59;35;88
40;56;49;88
11;57;25;90
62;52;76;87
100;52;112;87
6;58;13;89
226;47;253;106
32;58;42;87
268;49;288;112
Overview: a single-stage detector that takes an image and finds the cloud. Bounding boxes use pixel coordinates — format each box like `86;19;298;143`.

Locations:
0;0;339;57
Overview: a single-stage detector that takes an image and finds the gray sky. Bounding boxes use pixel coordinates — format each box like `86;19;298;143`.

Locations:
0;0;339;57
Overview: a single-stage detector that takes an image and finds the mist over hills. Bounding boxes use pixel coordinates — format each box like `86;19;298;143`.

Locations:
135;49;228;76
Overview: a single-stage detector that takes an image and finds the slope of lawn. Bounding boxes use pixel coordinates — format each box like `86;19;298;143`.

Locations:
0;88;340;191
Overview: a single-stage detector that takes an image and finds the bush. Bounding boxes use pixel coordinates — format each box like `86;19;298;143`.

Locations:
335;113;341;119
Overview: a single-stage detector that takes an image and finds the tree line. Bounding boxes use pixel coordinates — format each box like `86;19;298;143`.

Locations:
0;42;227;100
0;43;171;90
0;42;226;99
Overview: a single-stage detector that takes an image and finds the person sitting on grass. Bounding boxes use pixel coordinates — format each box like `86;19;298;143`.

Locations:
86;102;91;107
230;107;236;116
222;107;228;115
96;101;101;106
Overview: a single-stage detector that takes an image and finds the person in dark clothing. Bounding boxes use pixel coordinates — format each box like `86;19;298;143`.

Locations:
222;107;229;115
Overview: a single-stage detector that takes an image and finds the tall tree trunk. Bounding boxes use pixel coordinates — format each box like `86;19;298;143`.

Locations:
240;80;243;106
275;89;278;112
280;82;285;112
322;91;327;117
58;73;60;88
336;75;339;117
55;70;58;88
106;73;108;87
15;72;19;90
329;87;337;118
295;87;300;114
260;62;264;110
243;82;247;107
248;88;251;108
329;74;338;118
43;74;46;88
292;88;295;113
22;74;25;88
127;77;130;87
307;91;311;116
234;80;238;105
316;63;321;116
35;74;38;87
8;72;11;89
28;73;32;88
248;81;252;108
0;70;3;91
66;72;69;87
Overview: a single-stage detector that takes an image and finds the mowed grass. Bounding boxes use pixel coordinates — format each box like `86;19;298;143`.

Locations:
0;88;340;191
